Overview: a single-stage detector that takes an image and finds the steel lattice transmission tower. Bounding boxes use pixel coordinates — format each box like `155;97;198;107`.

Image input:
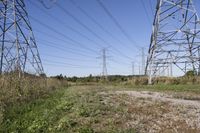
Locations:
102;48;107;79
145;0;200;84
0;0;44;77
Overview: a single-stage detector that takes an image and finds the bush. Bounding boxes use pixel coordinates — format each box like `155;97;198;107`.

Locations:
185;70;197;77
133;77;148;85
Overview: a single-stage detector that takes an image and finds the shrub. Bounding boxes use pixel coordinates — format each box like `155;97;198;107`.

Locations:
185;70;197;77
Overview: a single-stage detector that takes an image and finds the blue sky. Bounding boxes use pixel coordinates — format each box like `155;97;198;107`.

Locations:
25;0;200;77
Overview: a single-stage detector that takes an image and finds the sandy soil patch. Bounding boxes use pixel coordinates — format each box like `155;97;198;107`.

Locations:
100;90;200;133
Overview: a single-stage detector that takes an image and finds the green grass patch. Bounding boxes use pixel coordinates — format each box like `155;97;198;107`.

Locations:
109;83;200;93
0;85;136;133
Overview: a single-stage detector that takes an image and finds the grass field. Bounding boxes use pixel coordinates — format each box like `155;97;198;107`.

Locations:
0;85;135;132
1;84;200;132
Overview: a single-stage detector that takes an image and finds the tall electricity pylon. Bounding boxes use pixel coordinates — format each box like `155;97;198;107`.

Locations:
146;0;200;84
0;0;44;77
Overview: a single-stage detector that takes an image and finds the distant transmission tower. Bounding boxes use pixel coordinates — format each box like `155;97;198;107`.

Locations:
132;62;134;75
0;0;44;77
141;47;145;75
102;48;107;79
146;0;200;84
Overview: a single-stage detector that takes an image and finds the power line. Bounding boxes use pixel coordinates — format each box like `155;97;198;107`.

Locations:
29;15;97;54
33;29;97;53
69;0;135;54
37;38;95;55
31;0;149;76
43;59;99;68
38;0;58;9
96;0;141;48
39;41;96;58
32;0;135;61
34;30;103;60
37;38;133;61
41;53;96;61
33;24;133;64
30;0;102;49
149;0;154;17
44;63;100;69
35;28;133;61
109;59;130;66
56;2;110;46
140;0;152;26
56;1;134;60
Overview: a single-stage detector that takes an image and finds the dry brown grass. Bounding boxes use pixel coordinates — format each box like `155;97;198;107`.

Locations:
127;76;200;85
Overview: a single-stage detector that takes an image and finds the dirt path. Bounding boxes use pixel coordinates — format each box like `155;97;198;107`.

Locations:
116;91;200;107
